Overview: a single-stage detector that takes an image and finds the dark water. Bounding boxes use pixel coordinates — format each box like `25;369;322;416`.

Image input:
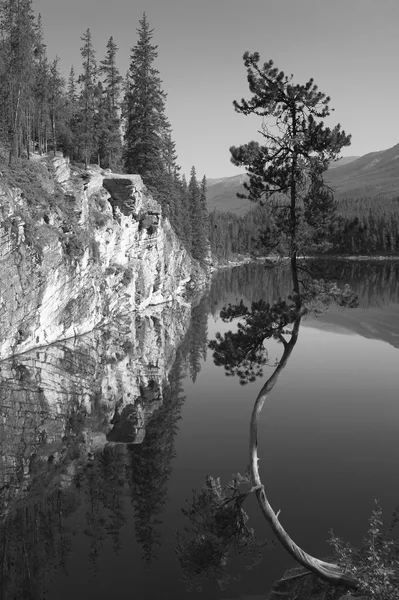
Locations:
1;260;399;599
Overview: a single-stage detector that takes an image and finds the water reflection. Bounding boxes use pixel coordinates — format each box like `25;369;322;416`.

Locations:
0;300;208;598
0;260;398;598
177;261;360;591
208;259;399;314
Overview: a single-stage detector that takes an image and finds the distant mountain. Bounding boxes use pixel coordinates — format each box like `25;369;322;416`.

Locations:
328;156;359;169
305;303;399;351
206;173;251;213
206;144;399;213
325;143;399;200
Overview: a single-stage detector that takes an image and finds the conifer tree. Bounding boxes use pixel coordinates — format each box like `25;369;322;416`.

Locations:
67;66;78;104
188;168;210;262
123;13;171;195
32;13;48;155
0;0;37;162
188;166;201;253
78;28;97;167
164;133;179;178
98;36;123;169
230;53;351;268
48;57;65;156
99;36;122;112
157;133;181;226
177;174;192;251
199;175;211;261
60;65;79;159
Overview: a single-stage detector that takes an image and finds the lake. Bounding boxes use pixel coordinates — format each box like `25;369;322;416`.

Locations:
1;259;399;599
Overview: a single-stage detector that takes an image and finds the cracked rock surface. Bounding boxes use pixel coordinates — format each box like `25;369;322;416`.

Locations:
0;155;207;359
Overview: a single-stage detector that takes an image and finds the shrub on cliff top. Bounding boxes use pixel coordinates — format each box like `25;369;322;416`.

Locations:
0;148;62;208
0;150;102;264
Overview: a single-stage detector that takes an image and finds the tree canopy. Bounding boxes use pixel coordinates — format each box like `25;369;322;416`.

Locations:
230;52;351;259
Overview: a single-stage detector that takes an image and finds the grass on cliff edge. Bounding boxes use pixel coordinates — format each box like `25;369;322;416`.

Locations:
0;148;100;264
0;147;63;207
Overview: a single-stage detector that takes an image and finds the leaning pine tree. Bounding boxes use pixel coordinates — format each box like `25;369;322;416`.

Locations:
176;53;360;594
228;53;354;587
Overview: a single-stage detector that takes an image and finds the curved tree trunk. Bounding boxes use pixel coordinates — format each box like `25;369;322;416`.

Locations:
248;317;358;590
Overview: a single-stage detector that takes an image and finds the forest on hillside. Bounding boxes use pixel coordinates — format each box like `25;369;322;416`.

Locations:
0;0;398;263
210;193;399;260
0;2;209;262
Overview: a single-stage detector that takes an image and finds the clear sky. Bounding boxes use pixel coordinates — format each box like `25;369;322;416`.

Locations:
33;0;399;179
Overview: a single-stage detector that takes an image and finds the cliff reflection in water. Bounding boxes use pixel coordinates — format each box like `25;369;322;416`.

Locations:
0;299;208;598
1;259;399;598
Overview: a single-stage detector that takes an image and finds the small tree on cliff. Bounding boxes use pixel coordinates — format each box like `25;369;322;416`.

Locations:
123;13;171;196
230;52;351;267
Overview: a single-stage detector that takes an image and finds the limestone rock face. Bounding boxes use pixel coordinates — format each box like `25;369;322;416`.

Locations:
0;156;206;359
0;302;191;513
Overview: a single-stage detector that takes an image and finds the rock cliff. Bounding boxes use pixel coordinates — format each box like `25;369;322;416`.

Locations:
0;154;206;359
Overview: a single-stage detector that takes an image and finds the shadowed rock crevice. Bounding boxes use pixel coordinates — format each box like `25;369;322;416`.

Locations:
103;175;160;217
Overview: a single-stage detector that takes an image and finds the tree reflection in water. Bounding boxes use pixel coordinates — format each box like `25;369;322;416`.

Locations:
176;261;360;592
0;301;208;599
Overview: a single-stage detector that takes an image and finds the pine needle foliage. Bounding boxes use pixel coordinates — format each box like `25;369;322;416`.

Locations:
175;473;272;591
123;13;170;193
230;52;351;258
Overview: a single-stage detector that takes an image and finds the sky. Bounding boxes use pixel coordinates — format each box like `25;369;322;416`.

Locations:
33;0;399;179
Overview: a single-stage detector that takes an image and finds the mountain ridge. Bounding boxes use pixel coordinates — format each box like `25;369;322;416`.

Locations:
207;144;399;213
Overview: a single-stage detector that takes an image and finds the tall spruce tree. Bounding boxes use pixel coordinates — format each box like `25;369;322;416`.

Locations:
32;12;48;155
99;37;122;112
98;36;123;169
177;174;192;251
199;175;210;261
48;57;65;156
188;167;210;262
78;28;97;167
123;13;171;196
157;132;181;226
60;65;79;159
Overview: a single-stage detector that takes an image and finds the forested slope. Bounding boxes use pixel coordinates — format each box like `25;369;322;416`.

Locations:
0;4;211;264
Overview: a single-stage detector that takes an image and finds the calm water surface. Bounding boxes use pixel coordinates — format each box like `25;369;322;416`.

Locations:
1;260;399;599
